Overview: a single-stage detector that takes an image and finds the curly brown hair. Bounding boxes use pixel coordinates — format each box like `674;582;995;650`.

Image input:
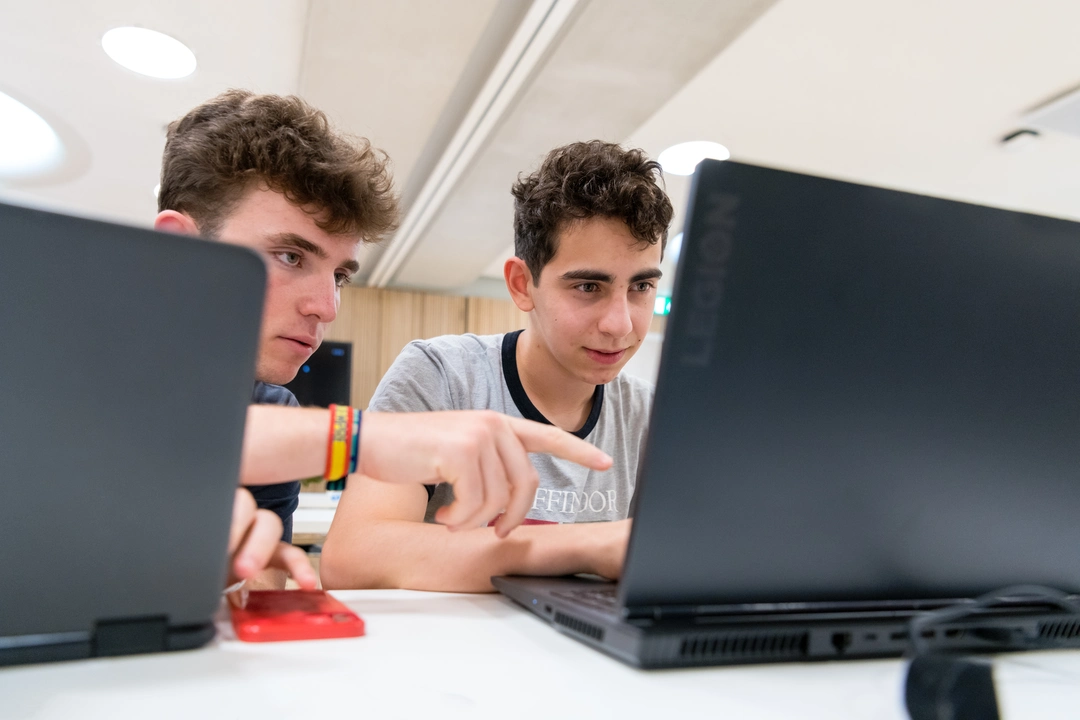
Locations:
159;89;398;240
511;140;673;283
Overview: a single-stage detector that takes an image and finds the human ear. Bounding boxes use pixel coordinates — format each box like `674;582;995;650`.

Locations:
504;257;536;312
154;210;201;236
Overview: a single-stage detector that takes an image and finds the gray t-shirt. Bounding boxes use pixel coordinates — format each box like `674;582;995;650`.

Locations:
367;330;653;523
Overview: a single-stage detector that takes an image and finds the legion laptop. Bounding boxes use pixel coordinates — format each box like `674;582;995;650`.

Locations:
494;160;1080;668
0;201;265;666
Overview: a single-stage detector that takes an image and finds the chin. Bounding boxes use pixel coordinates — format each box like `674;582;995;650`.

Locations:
256;361;301;386
580;366;625;386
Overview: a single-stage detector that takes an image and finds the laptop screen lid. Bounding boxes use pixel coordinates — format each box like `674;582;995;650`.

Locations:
0;202;265;659
618;160;1080;613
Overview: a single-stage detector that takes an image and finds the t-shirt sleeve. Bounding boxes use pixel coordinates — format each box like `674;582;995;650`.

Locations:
368;340;460;503
624;377;654;520
368;340;459;413
248;482;300;543
634;379;655;452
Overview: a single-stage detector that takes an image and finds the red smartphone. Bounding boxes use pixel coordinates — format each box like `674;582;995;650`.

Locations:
230;590;365;643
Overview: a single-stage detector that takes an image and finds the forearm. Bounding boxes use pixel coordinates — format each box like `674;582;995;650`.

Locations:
321;519;598;593
239;405;328;485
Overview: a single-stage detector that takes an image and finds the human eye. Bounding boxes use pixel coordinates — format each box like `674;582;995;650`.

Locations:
632;281;656;292
335;272;353;288
273;251;302;268
575;282;599;293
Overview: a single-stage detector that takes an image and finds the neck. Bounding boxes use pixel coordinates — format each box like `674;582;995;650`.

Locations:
515;328;596;431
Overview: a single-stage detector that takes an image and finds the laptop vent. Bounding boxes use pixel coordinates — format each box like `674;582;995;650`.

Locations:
554;612;604;642
1039;619;1080;641
679;631;809;661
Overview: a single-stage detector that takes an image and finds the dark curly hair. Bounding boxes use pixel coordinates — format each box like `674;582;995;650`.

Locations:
511;140;673;283
159;89;398;240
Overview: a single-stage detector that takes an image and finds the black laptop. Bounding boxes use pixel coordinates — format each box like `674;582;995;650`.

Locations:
0;202;265;666
493;160;1080;669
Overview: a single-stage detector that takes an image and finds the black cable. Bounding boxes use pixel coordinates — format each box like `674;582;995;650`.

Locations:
904;585;1080;720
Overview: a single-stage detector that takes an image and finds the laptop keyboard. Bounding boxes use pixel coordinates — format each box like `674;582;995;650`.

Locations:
552;587;619;612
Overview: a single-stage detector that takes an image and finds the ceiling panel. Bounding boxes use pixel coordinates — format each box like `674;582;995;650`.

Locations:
627;0;1080;234
389;0;777;291
299;0;506;200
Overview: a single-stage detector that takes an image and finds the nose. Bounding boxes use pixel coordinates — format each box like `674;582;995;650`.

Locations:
298;272;339;324
597;292;633;338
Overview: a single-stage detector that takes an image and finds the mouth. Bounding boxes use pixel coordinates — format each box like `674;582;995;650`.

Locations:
280;336;316;354
584;347;627;366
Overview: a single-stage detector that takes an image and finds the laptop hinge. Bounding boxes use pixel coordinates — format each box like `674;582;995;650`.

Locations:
92;615;168;657
623;605;694;621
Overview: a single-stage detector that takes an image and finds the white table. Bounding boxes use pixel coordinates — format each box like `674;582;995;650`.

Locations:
3;590;1080;719
292;492;337;542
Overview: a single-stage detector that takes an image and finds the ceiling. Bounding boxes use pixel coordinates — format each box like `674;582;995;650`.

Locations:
386;0;775;293
4;0;1080;300
0;0;307;222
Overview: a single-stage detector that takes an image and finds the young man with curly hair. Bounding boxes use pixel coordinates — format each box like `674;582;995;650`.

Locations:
321;141;674;592
155;93;612;591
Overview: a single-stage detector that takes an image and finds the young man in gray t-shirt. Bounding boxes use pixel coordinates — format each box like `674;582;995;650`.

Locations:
321;141;674;592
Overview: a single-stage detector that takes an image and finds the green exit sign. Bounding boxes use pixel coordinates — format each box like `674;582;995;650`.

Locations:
654;296;671;316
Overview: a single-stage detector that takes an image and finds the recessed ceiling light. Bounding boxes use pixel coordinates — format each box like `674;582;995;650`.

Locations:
0;90;64;179
658;141;730;176
153;183;161;197
102;27;196;79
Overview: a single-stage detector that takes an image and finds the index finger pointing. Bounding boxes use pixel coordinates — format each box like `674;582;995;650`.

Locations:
506;417;613;471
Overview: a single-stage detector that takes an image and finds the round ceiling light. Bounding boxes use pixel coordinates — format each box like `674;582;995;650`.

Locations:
658;141;730;176
0;90;64;179
102;27;196;79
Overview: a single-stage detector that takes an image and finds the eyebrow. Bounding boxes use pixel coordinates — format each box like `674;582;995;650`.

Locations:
560;269;614;283
559;268;664;284
630;268;663;283
271;232;360;274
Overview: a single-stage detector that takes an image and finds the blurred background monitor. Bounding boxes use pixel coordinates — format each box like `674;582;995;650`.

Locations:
285;341;351;408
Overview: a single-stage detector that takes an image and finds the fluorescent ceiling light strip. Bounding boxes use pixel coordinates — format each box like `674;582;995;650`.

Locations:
367;0;580;287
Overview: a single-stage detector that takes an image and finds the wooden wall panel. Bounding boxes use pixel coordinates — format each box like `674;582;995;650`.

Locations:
421;293;467;341
325;287;383;410
322;288;526;410
378;290;425;378
465;296;529;336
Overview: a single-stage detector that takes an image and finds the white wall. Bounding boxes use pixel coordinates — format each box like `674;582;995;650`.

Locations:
619;332;664;385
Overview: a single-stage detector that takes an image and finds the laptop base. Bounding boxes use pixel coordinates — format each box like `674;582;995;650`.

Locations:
0;620;216;668
494;576;1080;669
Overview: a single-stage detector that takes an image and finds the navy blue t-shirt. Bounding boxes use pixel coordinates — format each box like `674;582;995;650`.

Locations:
250;381;302;543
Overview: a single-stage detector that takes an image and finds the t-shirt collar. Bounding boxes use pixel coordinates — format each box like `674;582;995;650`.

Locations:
500;329;604;440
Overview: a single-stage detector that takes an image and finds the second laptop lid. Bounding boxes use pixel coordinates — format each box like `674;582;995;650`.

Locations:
0;202;265;654
622;161;1080;611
